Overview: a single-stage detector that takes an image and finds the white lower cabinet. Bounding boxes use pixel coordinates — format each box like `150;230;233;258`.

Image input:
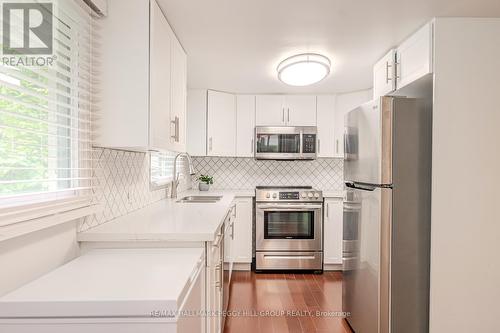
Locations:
207;225;223;333
324;198;343;265
177;257;206;333
232;198;253;265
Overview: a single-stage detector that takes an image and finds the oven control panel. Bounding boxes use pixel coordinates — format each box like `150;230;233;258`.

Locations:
279;192;300;200
256;188;323;202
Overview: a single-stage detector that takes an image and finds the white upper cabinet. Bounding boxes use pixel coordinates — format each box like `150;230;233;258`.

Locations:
373;49;396;99
149;0;172;151
316;95;336;158
170;35;188;152
236;95;256;157
396;22;433;90
324;198;343;265
187;89;207;156
96;0;187;152
207;91;236;156
256;95;316;126
373;22;433;99
285;95;317;126
255;95;285;126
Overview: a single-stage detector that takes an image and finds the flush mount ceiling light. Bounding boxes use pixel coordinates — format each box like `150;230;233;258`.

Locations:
277;53;331;86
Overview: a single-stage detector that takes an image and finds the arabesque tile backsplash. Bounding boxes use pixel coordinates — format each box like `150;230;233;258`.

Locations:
79;151;343;232
191;157;343;191
79;148;190;231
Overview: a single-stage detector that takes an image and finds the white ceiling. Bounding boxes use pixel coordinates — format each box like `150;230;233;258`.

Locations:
157;0;500;94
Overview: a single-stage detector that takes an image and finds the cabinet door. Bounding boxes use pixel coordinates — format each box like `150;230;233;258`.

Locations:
285;95;317;126
149;0;172;150
177;263;205;333
316;95;336;157
255;95;285;126
207;91;236;156
208;235;222;333
232;198;253;264
187;89;207;156
236;95;256;157
324;198;343;264
334;90;372;158
396;22;433;90
373;49;396;99
170;36;187;152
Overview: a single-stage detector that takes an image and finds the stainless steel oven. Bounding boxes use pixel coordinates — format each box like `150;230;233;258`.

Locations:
255;186;323;271
254;126;317;160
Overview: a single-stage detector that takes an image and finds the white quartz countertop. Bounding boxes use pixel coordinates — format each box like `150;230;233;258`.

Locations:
0;248;204;318
78;190;252;243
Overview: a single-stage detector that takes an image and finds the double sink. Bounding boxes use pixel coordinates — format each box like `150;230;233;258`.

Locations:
176;196;223;203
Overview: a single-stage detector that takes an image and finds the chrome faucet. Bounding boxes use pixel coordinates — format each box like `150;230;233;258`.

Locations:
171;152;197;199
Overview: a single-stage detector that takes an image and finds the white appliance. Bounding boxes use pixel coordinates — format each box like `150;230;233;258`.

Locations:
0;249;205;333
343;96;432;333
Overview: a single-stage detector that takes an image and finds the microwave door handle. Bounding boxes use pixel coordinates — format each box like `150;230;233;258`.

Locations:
299;130;303;156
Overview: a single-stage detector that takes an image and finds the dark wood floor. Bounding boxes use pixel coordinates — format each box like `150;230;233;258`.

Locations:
224;271;353;333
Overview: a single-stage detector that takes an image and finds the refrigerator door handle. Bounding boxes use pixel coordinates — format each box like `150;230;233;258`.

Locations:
345;182;376;191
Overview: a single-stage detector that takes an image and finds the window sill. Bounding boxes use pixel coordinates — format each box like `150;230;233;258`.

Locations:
0;204;99;243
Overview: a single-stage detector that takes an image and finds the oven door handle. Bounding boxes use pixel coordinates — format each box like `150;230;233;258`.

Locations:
257;204;323;210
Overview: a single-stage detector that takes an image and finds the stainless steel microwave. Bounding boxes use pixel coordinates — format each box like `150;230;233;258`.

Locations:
254;126;317;160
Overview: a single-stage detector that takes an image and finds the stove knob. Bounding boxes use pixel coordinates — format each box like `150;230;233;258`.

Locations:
301;192;307;198
314;192;320;198
272;193;277;199
308;192;314;198
266;193;271;198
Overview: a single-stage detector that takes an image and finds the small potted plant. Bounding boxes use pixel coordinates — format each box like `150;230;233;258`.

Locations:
198;174;213;191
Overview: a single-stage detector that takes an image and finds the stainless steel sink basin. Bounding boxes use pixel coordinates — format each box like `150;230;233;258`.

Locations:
176;195;222;203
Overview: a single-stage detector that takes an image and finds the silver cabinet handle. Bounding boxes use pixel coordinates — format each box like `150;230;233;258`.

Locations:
287;108;290;123
336;139;339;154
282;107;285;123
170;116;179;142
209;137;213;152
251;138;254;153
215;263;222;289
395;60;401;80
317;139;321;154
385;61;392;84
326;202;329;218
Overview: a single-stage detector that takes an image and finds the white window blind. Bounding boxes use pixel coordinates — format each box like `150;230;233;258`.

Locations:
0;0;97;225
150;152;176;188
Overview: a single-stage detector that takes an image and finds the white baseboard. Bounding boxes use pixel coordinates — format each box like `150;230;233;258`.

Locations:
233;262;251;271
324;263;343;271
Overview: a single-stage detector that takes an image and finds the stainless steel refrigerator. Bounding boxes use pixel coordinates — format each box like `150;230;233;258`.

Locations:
342;96;432;333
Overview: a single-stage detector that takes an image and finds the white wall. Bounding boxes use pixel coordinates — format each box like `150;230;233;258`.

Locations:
0;222;78;296
430;18;500;332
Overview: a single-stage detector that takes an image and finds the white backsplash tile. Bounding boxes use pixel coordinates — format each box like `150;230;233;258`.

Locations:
79;148;190;232
191;157;343;191
79;152;342;232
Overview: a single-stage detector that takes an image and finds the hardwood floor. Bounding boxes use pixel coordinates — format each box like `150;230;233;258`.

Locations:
223;271;353;333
